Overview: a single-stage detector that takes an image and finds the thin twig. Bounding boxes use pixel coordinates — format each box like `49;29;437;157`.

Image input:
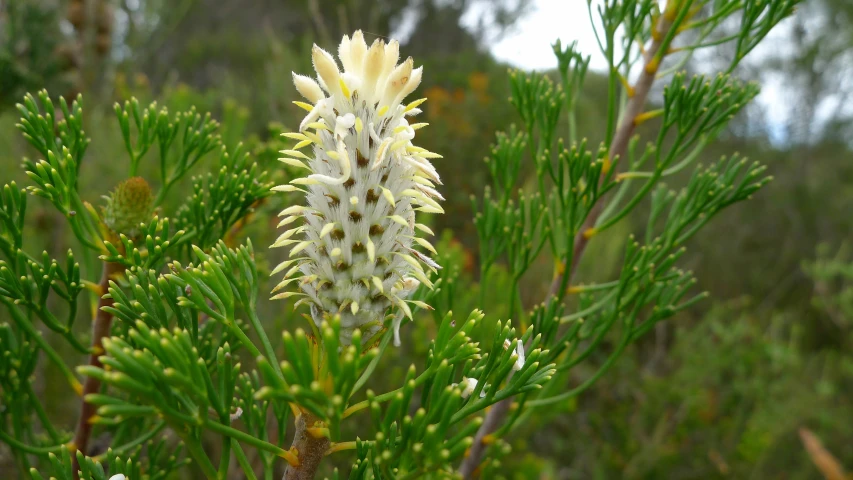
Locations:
71;260;124;479
458;14;676;479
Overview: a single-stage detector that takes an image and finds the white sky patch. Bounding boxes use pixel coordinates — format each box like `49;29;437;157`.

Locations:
757;73;791;143
480;0;802;144
488;0;607;71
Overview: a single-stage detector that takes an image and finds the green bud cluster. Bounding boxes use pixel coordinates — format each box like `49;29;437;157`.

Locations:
102;176;154;238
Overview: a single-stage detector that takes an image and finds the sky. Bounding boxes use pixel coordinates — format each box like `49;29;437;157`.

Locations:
475;0;797;144
488;0;605;71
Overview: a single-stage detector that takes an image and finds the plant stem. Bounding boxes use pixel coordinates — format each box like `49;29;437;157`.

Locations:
283;412;329;480
3;300;82;394
233;439;260;480
71;260;124;478
457;13;676;479
0;429;63;455
25;383;64;444
93;421;166;461
179;430;218;479
203;419;294;460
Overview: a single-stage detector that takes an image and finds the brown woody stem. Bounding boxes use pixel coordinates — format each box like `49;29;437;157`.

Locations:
283;412;330;480
458;15;676;479
71;260;124;478
458;394;512;478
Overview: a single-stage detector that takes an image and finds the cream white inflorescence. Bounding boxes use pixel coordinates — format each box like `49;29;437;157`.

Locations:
271;30;443;346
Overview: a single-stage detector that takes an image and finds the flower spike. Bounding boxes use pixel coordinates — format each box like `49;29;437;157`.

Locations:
271;30;443;345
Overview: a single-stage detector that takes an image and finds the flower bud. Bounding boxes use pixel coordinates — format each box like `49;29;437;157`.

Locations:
103;176;153;238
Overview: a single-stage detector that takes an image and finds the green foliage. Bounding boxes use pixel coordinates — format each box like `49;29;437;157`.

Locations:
454;0;802;476
78;234;555;479
0;89;271;478
17;91;90;167
113;98;222;204
596;73;761;233
100;217;188;271
171;144;274;255
349;311;553;479
30;445;187;480
805;243;853;336
468;55;770;415
16;92;99;250
0;244;87;353
0;0;832;477
0;2;67;109
524;300;851;479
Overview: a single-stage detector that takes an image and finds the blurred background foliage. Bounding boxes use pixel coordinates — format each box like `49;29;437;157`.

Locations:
1;0;852;477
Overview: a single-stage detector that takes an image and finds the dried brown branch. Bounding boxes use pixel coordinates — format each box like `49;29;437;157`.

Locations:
799;428;848;480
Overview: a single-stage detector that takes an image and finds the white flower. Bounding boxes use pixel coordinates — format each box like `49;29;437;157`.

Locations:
271;30;443;345
457;377;486;399
513;339;526;372
460;377;477;398
108;475;126;480
505;338;526;372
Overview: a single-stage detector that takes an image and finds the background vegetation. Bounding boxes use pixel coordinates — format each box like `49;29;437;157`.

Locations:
1;0;851;477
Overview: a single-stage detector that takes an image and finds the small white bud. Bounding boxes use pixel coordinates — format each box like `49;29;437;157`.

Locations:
512;339;526;372
460;378;478;399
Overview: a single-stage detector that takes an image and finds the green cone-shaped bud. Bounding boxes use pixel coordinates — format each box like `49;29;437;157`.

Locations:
103;177;153;238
